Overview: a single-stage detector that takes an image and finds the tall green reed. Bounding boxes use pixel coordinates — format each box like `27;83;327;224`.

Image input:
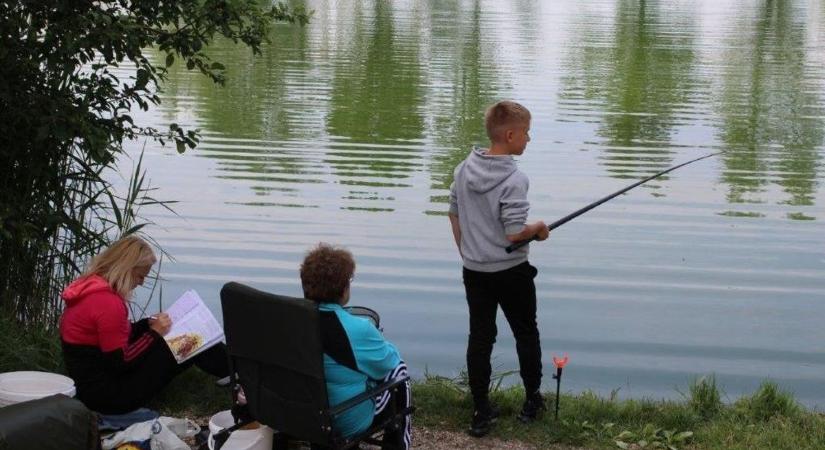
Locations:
0;148;171;330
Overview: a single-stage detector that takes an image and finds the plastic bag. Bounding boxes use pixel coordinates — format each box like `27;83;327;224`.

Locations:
101;416;200;450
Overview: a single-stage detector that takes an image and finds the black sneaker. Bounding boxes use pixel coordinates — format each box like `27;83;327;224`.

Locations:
517;393;546;423
468;403;500;437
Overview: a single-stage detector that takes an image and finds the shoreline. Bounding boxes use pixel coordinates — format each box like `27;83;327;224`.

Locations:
157;370;825;450
1;320;823;450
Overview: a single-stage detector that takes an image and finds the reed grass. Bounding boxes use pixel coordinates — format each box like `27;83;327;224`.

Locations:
0;149;171;331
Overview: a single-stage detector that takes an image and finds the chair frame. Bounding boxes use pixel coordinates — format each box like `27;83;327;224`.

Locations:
217;282;413;450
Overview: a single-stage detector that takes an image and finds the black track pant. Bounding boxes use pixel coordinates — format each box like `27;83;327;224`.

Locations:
89;341;229;414
463;262;542;407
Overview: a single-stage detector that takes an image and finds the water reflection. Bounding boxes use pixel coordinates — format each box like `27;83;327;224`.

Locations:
152;0;823;216
427;0;505;197
715;0;823;219
560;0;699;186
326;1;424;146
324;1;425;207
134;0;825;407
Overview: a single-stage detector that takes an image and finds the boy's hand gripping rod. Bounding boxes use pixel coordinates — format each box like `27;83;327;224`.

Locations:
505;152;719;254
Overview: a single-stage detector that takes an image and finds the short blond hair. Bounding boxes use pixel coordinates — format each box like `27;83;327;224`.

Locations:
83;235;156;299
485;100;531;142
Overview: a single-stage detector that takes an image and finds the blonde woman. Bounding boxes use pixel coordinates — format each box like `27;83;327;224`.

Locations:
60;235;229;414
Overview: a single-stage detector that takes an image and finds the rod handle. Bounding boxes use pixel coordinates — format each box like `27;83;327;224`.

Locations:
505;236;535;254
506;222;558;253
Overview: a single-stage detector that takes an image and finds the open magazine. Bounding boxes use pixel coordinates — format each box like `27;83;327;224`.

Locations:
161;290;224;363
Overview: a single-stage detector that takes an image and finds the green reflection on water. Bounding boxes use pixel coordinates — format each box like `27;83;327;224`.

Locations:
560;0;698;184
715;0;823;217
153;0;822;218
325;2;425;146
427;0;505;194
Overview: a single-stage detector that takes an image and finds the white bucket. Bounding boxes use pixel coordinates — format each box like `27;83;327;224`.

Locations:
0;371;76;407
208;410;274;450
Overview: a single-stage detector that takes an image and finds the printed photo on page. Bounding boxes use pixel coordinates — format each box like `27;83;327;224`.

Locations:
162;290;224;363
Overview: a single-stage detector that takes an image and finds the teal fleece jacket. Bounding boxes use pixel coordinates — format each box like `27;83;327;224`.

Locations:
320;303;402;437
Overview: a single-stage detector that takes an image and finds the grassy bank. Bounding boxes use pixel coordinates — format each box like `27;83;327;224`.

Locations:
152;369;825;450
3;320;823;449
0;317;64;373
414;373;825;450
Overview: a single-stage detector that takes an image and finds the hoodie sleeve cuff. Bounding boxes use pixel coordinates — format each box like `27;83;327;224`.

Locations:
505;223;526;235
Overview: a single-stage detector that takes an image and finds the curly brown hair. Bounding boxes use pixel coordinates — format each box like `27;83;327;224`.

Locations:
300;243;355;303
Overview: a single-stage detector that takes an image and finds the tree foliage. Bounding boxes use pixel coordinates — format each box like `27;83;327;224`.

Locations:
0;0;309;327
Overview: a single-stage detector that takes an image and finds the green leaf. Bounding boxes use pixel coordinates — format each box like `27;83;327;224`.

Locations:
165;53;174;67
109;194;123;228
616;431;635;439
615;441;629;449
123;223;147;236
135;68;149;89
186;59;195;70
210;62;225;70
674;431;694;441
176;140;186;153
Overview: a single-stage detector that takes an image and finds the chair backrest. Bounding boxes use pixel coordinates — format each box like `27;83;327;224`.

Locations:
220;282;333;444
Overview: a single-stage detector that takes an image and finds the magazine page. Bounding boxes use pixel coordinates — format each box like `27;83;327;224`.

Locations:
162;290;224;363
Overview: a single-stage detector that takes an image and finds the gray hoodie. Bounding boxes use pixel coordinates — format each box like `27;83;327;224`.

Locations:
449;147;530;272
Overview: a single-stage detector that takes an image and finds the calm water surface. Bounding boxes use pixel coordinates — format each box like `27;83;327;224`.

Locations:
124;0;825;407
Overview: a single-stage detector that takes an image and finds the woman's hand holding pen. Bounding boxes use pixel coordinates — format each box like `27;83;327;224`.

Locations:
149;312;172;336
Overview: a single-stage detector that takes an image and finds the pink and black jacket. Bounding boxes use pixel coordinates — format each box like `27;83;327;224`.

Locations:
59;275;161;412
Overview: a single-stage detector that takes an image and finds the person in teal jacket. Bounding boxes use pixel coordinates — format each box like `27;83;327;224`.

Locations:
300;243;411;449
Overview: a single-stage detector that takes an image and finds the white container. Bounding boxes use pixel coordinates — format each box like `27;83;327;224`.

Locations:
208;410;274;450
0;371;76;407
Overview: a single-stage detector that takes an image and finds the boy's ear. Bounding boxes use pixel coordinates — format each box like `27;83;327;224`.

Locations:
504;129;514;142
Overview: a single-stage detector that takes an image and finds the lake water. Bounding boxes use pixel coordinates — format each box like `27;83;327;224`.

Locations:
124;0;825;408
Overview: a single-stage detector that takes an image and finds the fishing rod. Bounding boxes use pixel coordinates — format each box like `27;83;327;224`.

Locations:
505;152;720;254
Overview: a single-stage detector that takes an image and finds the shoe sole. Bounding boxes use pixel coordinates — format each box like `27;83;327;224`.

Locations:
517;410;546;423
468;425;492;438
468;415;499;437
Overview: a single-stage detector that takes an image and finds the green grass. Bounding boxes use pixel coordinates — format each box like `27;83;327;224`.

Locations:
0;316;64;373
412;374;825;450
686;375;722;420
150;369;233;418
2;322;824;449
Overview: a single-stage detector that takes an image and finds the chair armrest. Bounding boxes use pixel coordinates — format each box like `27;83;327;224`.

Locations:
329;375;409;418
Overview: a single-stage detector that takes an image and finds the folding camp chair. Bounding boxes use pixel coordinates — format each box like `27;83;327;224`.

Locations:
218;282;413;450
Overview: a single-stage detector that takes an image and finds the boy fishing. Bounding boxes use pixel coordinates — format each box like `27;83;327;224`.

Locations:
448;100;550;437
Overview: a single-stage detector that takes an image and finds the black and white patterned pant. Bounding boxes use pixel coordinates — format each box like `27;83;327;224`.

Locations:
373;361;411;450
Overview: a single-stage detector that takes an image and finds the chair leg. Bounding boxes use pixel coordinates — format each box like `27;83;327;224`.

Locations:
272;432;290;450
309;444;331;450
